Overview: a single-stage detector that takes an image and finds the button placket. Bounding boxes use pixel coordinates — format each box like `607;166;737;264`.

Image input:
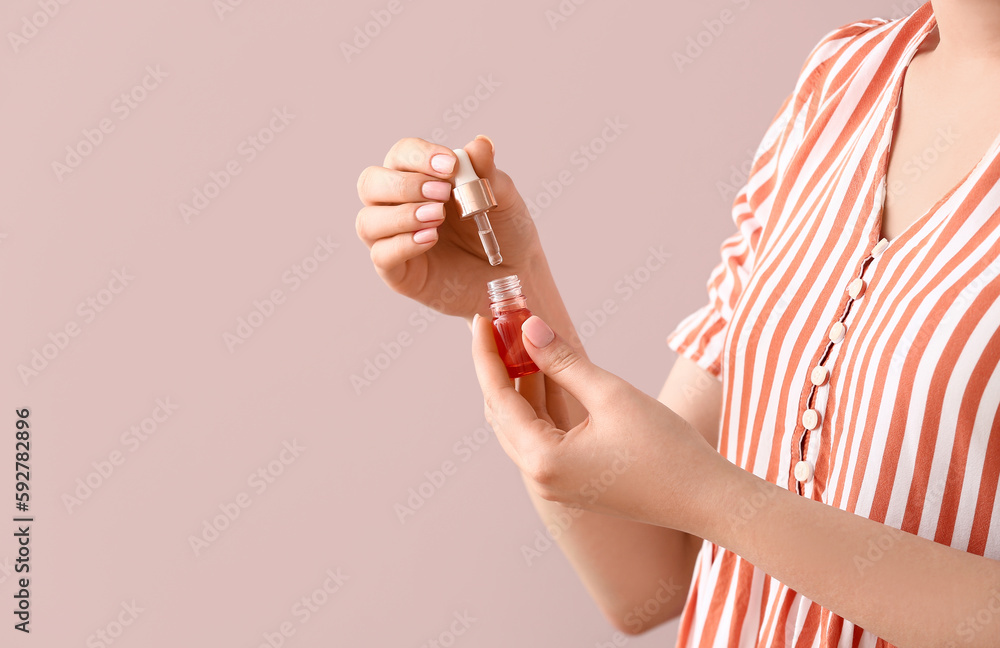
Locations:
793;236;885;495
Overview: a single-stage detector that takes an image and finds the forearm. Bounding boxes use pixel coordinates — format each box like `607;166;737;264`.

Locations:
498;253;702;629
691;461;1000;648
520;477;698;630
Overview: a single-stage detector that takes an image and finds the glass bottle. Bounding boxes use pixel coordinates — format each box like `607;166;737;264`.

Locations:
487;275;540;379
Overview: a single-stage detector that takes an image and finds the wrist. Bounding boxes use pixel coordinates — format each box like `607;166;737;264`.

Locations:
679;451;755;543
516;253;587;353
691;454;800;556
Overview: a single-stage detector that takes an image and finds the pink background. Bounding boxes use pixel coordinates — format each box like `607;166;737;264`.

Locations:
2;0;910;645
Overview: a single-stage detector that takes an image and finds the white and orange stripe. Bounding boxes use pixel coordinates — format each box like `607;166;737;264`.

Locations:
667;3;1000;646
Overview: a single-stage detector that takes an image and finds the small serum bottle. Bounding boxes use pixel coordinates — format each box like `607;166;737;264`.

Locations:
487;275;540;379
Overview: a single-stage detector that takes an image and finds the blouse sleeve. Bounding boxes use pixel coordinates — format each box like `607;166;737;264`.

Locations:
666;20;883;378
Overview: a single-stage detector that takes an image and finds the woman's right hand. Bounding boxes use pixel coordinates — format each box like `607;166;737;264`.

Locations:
356;135;542;319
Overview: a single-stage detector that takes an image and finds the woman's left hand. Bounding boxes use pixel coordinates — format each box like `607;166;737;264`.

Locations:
471;313;731;534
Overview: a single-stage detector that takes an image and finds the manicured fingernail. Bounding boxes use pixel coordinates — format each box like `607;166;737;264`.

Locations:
430;154;455;174
422;181;451;201
415;203;444;222
475;134;495;155
522;316;554;348
413;227;438;244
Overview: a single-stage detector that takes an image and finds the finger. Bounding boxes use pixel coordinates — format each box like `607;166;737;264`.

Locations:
520;316;613;407
457;135;498;185
483;409;526;468
384;137;458;179
369;229;438;274
356;202;446;246
357;166;453;206
516;371;548;419
459;136;523;223
471;314;561;457
518;372;571;431
543;377;570;430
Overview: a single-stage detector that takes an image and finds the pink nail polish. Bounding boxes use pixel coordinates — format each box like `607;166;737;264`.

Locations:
521;316;554;348
415;203;444;222
430;154;455;174
422;181;451;201
413;228;437;244
487;275;540;379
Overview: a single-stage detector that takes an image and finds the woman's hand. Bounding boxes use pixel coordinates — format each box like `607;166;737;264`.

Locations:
356;135;541;319
471;313;729;533
474;320;1000;648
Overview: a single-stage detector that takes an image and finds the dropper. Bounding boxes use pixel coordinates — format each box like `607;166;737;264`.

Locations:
451;148;502;265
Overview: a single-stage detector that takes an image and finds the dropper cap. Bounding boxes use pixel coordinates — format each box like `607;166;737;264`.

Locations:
451;148;502;266
453;148;481;187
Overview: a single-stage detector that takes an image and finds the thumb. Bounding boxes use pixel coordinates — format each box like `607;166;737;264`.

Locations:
457;136;526;226
521;315;609;405
461;134;497;181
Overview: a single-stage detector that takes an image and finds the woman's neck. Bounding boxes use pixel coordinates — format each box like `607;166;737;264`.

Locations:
931;0;1000;63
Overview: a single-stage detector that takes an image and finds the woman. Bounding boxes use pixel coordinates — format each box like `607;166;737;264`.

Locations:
355;2;1000;646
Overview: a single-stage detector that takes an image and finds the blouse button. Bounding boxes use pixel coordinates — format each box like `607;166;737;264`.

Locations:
802;409;821;430
794;460;814;483
810;366;829;386
871;238;889;258
829;322;847;343
848;278;866;299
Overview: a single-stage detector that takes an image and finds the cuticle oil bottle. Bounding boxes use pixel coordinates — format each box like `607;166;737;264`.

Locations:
487;275;540;379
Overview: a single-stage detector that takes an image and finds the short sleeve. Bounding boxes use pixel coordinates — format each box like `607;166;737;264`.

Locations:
666;20;884;379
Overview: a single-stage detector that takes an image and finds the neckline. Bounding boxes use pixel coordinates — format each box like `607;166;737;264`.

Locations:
873;10;1000;253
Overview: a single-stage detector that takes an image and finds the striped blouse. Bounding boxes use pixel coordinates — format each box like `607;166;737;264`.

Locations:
666;3;1000;646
